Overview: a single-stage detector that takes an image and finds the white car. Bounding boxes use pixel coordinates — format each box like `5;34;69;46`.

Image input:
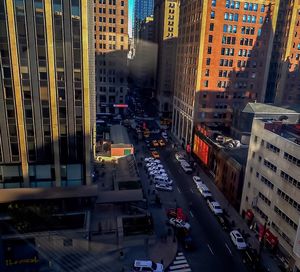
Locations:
181;164;192;174
198;184;212;198
144;157;154;163
150;171;168;178
230;230;247;250
175;153;185;161
146;162;156;168
193;176;202;183
155;183;173;191
154;159;161;164
207;200;223;215
133;260;164;272
169;218;191;230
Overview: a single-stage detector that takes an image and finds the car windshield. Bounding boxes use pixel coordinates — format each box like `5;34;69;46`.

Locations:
237;237;244;243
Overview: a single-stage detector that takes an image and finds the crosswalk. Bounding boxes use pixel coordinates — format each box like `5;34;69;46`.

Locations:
168;252;192;272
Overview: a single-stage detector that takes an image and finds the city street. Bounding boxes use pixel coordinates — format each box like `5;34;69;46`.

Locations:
134;137;248;272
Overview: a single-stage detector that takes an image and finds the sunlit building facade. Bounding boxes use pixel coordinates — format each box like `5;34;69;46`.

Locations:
0;0;95;199
172;0;279;146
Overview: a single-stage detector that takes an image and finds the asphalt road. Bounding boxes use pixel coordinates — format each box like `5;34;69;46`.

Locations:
137;138;248;272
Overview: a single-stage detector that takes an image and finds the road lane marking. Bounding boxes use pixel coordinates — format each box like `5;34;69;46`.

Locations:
189;211;194;218
177;187;181;193
207;244;214;255
225;242;233;256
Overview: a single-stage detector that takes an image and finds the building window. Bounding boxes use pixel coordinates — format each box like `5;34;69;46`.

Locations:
281;171;300;189
266;142;280;154
277;188;300;212
206;58;211;65
264;159;277;172
261;4;265;12
274;206;298;231
211;0;216;7
260;175;274;189
208;35;213;42
205;69;210;76
258;192;271;206
244;2;249;10
210;23;214;31
204;80;209;87
284;152;300;166
211;11;215;19
207;46;212;54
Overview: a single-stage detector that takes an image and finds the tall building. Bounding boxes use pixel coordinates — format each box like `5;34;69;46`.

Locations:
240;118;300;271
172;0;279;146
131;16;157;90
265;0;293;103
133;0;154;40
94;0;129;115
272;1;300;106
154;0;180;118
0;0;95;200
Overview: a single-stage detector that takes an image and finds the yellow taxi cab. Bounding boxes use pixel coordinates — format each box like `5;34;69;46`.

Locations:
158;139;166;147
151;151;160;159
152;140;159;147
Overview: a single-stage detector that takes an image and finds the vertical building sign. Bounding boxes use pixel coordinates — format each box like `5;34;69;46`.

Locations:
163;0;179;40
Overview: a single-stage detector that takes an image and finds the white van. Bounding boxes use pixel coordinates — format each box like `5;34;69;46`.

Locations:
198;184;212;198
153;175;169;184
133;260;164;272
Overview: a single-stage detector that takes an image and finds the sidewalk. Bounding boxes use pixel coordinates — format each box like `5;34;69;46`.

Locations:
170;136;282;272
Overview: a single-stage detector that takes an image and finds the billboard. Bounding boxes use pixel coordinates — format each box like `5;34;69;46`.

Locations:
193;134;209;166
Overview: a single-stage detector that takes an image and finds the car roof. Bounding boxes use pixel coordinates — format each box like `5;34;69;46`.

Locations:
232;230;242;237
134;260;153;267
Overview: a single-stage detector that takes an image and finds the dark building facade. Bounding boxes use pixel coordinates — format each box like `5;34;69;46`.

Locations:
0;0;95;199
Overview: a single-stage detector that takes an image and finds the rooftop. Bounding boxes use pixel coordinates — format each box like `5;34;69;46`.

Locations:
223;147;249;165
243;103;299;115
110;125;130;145
263;121;300;145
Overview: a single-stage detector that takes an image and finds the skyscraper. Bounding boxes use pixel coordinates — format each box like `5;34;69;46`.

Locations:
133;0;154;40
172;0;280;146
154;0;180;118
0;0;95;198
94;0;129;114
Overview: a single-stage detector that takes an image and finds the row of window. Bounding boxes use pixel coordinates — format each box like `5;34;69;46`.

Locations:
97;26;125;33
222;36;236;44
277;188;300;213
237;60;257;68
224;13;239;22
221;47;235;56
274;206;298;231
260;175;274;190
242;15;259;24
97;8;125;16
280;171;300;190
258;192;271;206
221;1;265;12
284;152;300;167
254;206;268;221
272;222;293;247
237;49;252;57
97;17;125;24
263;159;277;172
266;142;280;154
96;0;125;5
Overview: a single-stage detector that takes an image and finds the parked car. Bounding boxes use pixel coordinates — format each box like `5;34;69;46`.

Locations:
192;176;202;184
181;164;193;174
168;218;191;230
151;140;159;147
175;153;185;161
197;184;212;198
144;157;154;163
216;215;231;231
158;139;166;147
207;199;223;215
151;151;160;159
155;183;173;191
166;208;187;221
133;260;164;272
230;230;247;250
